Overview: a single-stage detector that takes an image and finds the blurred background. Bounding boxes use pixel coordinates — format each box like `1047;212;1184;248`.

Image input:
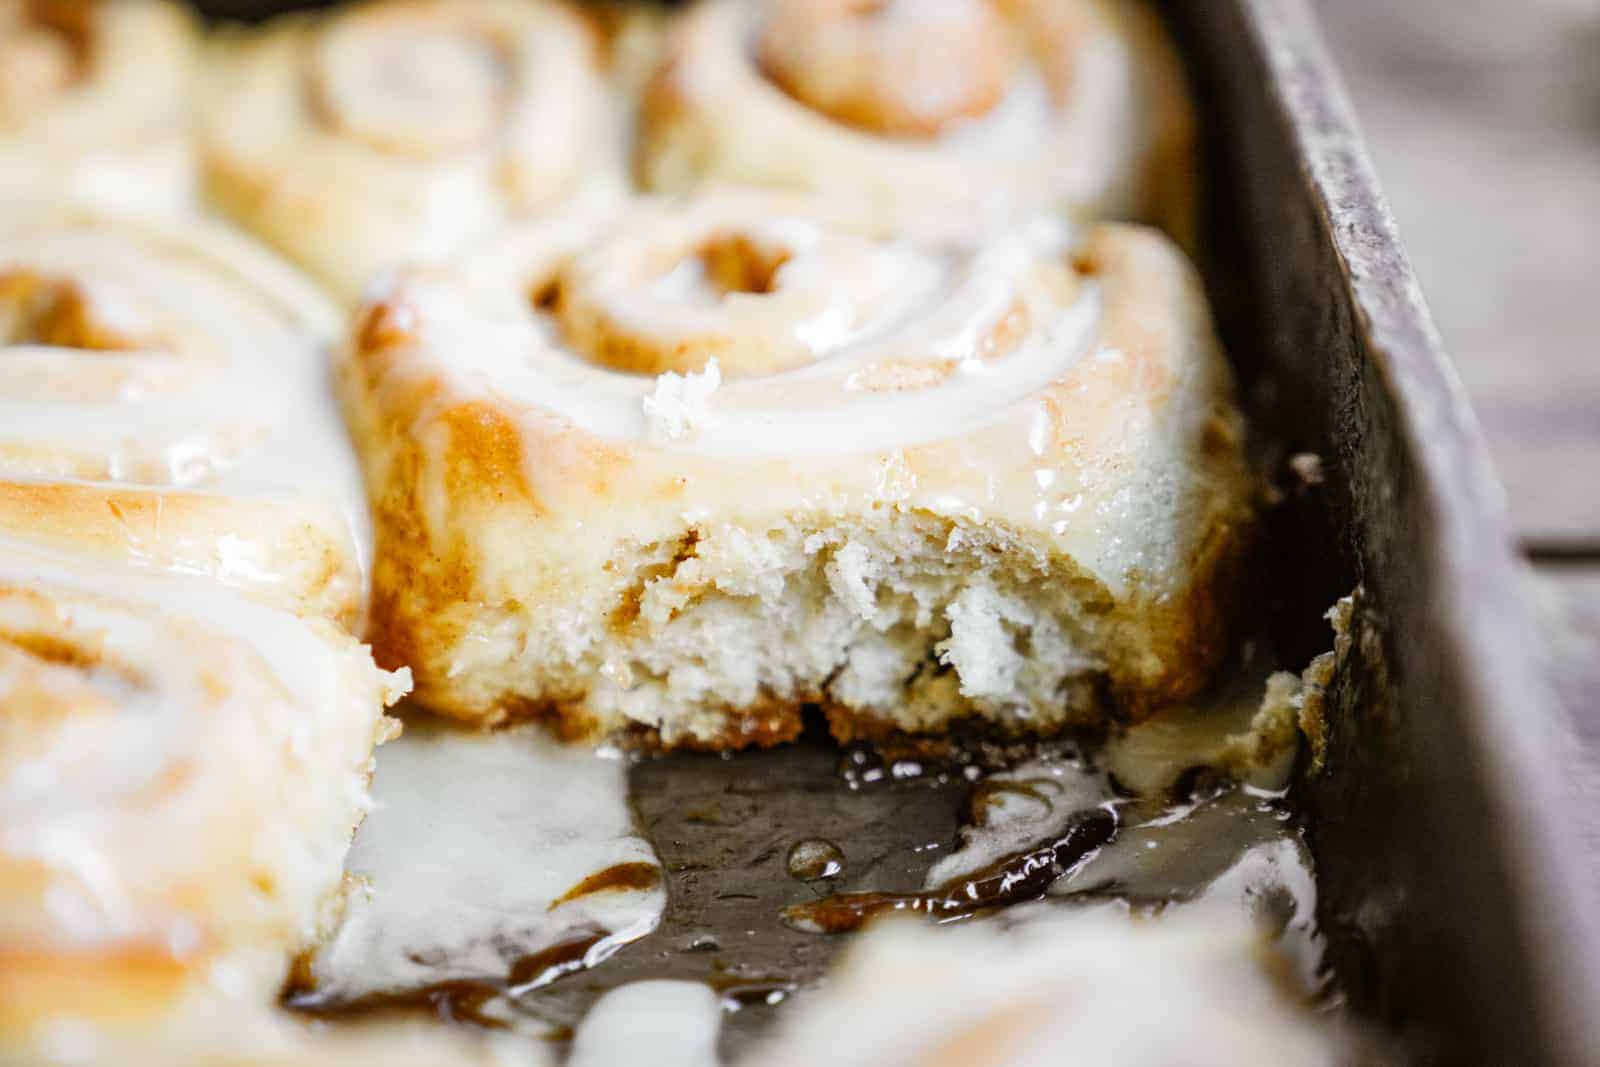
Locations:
1318;0;1600;838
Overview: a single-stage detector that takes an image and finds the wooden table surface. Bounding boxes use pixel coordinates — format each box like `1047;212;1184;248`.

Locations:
1317;0;1600;848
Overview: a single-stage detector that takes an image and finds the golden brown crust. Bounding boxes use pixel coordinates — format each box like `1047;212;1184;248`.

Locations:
1113;498;1255;718
0;479;361;626
487;692;809;752
355;366;544;688
0;210;365;628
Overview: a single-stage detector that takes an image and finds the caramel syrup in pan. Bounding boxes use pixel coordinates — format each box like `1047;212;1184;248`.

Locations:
549;862;663;911
781;807;1117;933
285;931;608;1031
285;707;1324;1060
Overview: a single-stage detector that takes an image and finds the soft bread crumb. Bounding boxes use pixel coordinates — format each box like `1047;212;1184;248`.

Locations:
1295;591;1357;771
1224;591;1357;777
1217;670;1305;778
446;509;1126;747
380;665;414;708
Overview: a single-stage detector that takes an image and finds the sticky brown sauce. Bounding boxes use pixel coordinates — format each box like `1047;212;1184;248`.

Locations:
704;964;798;1012
781;807;1118;934
284;931;609;1029
282;704;1320;1060
507;931;610;989
285;977;513;1030
548;862;662;911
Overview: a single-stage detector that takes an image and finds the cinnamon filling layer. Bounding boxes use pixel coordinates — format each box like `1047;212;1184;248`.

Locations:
0;271;158;352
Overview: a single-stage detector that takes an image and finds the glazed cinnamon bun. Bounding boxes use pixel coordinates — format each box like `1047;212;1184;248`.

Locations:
341;190;1254;749
0;543;409;1060
637;0;1195;239
0;205;414;1059
0;0;197;213
0;208;367;625
747;908;1349;1067
199;0;621;302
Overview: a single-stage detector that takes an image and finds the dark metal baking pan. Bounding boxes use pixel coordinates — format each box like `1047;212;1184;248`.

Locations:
191;0;1600;1061
1168;2;1600;1062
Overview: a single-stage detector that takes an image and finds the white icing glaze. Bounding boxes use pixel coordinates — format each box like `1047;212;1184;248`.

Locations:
1188;834;1325;995
922;667;1321;995
747;905;1348;1067
568;981;722;1067
0;210;371;573
397;197;1101;461
641;0;1173;231
1104;660;1300;796
304;722;665;1001
0;539;406;952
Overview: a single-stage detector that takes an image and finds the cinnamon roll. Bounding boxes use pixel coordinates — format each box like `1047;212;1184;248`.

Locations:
637;0;1195;239
0;543;409;1060
747;908;1349;1066
0;208;367;625
0;209;432;1060
341;190;1254;748
200;0;621;302
0;0;197;213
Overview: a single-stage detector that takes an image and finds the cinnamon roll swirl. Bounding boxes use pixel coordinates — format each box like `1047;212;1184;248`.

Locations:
0;0;197;213
0;209;426;1060
0;543;409;1060
200;0;620;302
342;191;1254;748
637;0;1195;239
1;31;486;1059
0;208;367;625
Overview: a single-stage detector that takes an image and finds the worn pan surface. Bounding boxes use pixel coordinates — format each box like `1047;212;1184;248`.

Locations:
185;1;1600;1061
1169;2;1600;1062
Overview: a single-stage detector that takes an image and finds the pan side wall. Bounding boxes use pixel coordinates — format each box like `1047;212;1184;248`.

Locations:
1168;2;1600;1062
